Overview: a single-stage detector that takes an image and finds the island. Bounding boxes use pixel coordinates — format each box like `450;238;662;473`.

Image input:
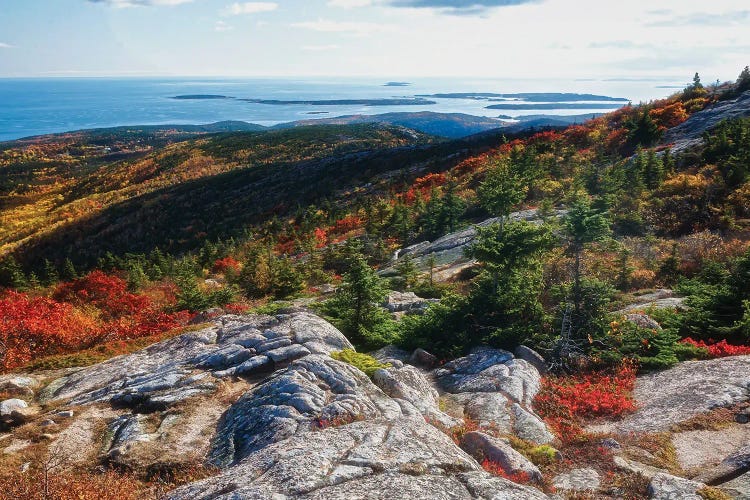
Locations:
383;81;412;87
485;103;626;110
416;92;629;102
239;98;436;106
171;95;235;100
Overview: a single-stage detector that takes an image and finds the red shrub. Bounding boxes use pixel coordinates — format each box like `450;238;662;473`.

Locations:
224;302;250;314
54;271;150;319
414;173;446;189
534;362;637;441
331;215;363;234
0;272;190;371
680;338;750;357
481;459;532;484
313;227;328;248
0;291;100;370
212;256;241;274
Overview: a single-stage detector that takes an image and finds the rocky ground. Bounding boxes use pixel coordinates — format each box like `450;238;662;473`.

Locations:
1;311;749;499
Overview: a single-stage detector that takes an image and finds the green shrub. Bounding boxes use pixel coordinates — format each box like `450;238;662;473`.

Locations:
331;349;391;378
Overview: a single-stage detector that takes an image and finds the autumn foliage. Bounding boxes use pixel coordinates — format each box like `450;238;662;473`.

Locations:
534;362;637;440
680;338;750;358
211;256;241;274
480;459;532;484
0;271;189;371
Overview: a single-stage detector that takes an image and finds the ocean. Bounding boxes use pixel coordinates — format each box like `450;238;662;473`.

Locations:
0;77;685;142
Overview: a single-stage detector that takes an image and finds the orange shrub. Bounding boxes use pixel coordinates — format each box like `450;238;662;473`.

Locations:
0;291;100;370
212;256;241;274
534;362;637;441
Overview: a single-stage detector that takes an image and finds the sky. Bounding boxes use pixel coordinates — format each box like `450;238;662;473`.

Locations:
0;0;749;80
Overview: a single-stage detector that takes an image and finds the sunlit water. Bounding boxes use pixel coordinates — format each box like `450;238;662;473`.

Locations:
0;76;686;141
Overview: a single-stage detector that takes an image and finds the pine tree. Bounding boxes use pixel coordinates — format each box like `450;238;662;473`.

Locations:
644;149;664;189
477;158;527;231
324;246;393;350
42;259;59;286
692;72;703;90
626;110;661;149
737;66;750;93
61;258;78;281
563;201;611;325
271;256;305;299
0;256;28;289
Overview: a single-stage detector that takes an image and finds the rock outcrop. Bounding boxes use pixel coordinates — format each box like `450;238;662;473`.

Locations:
612;355;750;433
381;209;567;281
6;312;554;499
662;90;750;153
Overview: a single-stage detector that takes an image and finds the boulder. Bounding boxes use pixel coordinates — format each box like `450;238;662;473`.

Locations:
168;417;549;500
552;468;601;492
719;471;750;499
460;431;542;481
372;365;458;429
371;345;410;364
693;445;750;485
40;312;353;410
648;473;705;500
614;355;750;433
409;348;439;369
0;376;38;396
514;345;547;375
624;313;662;331
663;90;750;154
8;407;38;426
383;291;438;315
613;455;668;480
511;404;554;445
0;399;33;426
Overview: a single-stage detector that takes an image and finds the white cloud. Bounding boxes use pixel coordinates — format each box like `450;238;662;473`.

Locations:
215;21;234;31
292;19;393;36
87;0;194;7
302;44;341;51
326;0;372;8
0;43;15;49
222;2;278;16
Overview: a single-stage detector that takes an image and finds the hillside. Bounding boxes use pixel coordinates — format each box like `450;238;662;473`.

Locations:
2;70;750;499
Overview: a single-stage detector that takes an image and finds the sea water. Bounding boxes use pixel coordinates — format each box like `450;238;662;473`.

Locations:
0;76;685;142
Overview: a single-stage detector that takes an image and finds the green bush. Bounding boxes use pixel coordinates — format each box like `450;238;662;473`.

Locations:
331;349;391;378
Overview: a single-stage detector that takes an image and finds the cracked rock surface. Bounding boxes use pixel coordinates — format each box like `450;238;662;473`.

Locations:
8;312;553;499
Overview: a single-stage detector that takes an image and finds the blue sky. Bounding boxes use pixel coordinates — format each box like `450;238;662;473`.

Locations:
0;0;749;79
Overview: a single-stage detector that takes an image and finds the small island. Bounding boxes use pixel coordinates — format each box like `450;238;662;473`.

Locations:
383;81;412;87
485;103;625;110
240;98;436;106
417;92;629;102
172;95;234;100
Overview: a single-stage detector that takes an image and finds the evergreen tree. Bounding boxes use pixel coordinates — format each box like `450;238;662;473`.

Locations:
42;259;59;287
477;158;527;230
737;66;750;93
563;200;611;328
0;256;28;289
626;110;662;149
324;245;394;350
61;258;78;281
692;72;703;90
271;256;305;299
644;149;664;189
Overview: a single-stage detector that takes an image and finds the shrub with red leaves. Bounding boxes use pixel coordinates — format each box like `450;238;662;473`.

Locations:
212;256;241;274
680;337;750;357
0;291;100;370
534;362;637;441
0;271;190;371
481;459;532;484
